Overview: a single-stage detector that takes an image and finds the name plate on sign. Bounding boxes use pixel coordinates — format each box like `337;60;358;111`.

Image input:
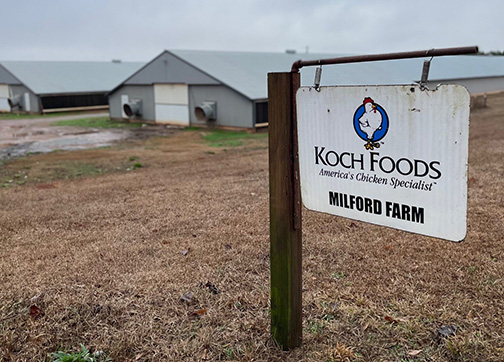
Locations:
296;85;470;242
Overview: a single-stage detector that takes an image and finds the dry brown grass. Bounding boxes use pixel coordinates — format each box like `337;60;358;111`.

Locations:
0;94;503;361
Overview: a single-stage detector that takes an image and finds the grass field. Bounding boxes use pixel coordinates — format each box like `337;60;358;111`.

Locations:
0;94;503;361
191;128;268;147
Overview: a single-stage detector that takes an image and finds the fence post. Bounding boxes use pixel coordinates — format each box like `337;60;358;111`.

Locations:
268;71;302;350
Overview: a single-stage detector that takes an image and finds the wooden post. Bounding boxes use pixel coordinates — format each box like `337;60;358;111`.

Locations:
268;71;302;350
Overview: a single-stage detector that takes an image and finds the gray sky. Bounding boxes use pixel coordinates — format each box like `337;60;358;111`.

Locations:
1;0;503;62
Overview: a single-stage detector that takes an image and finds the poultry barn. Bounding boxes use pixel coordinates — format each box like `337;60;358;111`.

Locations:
108;50;504;129
0;60;143;114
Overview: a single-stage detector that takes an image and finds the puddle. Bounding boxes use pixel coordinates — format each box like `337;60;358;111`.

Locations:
0;114;181;161
0;130;131;160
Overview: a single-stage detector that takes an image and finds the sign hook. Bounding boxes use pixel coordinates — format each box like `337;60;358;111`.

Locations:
418;54;434;91
314;63;322;92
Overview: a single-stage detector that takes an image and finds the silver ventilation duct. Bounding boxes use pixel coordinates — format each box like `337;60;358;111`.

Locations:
8;95;22;109
123;99;142;117
195;101;217;122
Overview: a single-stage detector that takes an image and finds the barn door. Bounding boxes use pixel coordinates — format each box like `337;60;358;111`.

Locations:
24;92;31;112
154;84;189;125
0;84;9;112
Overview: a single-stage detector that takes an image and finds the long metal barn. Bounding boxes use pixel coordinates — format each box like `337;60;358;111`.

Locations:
0;60;143;114
109;50;504;130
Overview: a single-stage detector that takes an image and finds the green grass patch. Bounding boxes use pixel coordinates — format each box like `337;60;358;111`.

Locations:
50;344;110;362
50;117;142;129
184;126;201;131
62;162;103;178
33;162;103;182
189;128;267;147
0;160;106;186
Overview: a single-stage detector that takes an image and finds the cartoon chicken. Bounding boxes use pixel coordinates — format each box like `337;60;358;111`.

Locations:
358;97;382;149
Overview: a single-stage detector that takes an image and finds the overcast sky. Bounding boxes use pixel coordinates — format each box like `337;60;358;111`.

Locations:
1;0;503;62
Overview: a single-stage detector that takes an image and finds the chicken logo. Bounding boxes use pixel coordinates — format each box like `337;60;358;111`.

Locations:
353;97;389;150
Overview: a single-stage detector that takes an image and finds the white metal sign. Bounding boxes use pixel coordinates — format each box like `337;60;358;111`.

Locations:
296;85;470;242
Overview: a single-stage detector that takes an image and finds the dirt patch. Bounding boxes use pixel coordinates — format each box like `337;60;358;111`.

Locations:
0;94;503;361
0;113;179;160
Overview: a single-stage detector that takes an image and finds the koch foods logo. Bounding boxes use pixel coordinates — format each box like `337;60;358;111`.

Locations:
353;97;389;150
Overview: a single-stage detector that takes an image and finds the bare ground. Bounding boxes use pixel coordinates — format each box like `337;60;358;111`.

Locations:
0;94;503;361
0;112;178;160
0;113;109;147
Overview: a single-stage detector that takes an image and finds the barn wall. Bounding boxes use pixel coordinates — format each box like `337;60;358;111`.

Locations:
109;85;155;122
427;76;504;94
125;52;219;86
0;64;21;85
188;85;254;128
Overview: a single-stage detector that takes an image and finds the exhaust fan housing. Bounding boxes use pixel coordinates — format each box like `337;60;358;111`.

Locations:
123;99;142;117
8;95;22;109
195;101;217;122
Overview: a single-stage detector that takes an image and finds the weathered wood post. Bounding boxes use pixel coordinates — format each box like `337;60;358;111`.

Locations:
268;71;302;349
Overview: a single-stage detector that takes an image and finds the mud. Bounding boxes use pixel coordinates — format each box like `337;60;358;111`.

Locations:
0;113;179;160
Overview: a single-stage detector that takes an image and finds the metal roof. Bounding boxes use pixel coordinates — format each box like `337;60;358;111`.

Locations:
169;50;504;100
0;61;145;95
427;55;504;80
